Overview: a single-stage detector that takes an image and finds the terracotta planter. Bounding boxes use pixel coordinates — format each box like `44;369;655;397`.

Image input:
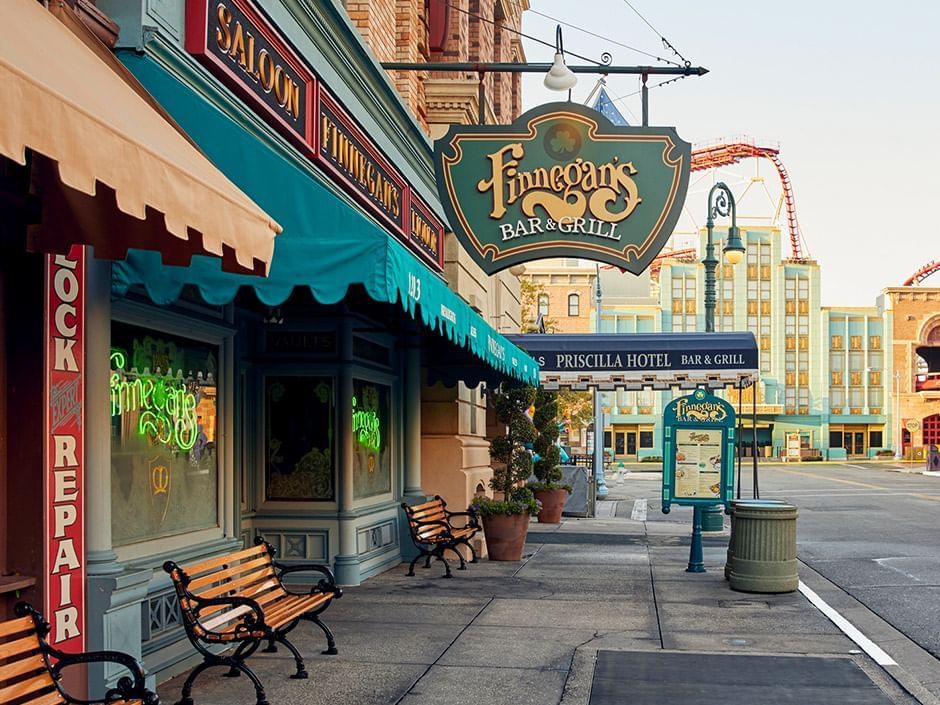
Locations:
533;488;568;524
481;512;530;561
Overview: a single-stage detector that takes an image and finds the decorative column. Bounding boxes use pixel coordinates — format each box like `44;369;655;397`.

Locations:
83;256;152;689
399;334;425;561
334;318;359;585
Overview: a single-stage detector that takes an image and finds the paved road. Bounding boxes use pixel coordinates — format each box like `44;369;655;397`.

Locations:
610;463;940;664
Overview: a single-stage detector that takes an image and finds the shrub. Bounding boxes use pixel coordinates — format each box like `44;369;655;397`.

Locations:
641;456;663;463
802;455;824;462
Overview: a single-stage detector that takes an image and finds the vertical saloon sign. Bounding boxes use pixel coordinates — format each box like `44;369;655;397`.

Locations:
434;102;691;274
44;247;85;651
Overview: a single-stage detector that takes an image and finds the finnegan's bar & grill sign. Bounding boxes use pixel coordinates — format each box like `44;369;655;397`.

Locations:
185;0;445;270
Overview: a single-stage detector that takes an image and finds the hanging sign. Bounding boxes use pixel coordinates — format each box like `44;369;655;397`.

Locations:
434;102;691;275
44;247;86;653
661;388;735;513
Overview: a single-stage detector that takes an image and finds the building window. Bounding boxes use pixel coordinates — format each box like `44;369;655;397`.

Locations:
639;430;654;448
850;335;863;350
831;371;843;385
265;376;336;501
869;335;881;350
537;293;549;317
352;379;391;499
831;335;843;350
110;321;220;546
869;370;881;386
850;370;862;386
567;293;580;317
869;430;883;448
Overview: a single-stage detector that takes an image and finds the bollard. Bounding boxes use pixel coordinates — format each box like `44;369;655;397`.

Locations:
728;502;799;593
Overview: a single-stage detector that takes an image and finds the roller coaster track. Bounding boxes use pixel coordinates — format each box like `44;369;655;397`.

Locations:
903;259;940;286
690;141;810;261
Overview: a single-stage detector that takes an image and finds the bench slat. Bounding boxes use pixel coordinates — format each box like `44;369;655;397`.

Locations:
0;633;41;660
187;555;274;592
181;544;268;578
0;615;35;639
195;565;279;601
0;672;59;703
0;652;46;682
15;688;65;705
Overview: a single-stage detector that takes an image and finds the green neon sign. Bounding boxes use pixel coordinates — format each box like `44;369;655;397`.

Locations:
110;349;200;452
351;395;381;452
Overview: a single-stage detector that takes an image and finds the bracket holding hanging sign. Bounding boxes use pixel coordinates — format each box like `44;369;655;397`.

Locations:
434;102;691;275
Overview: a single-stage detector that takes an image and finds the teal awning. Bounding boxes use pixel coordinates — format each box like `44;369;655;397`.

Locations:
112;54;538;386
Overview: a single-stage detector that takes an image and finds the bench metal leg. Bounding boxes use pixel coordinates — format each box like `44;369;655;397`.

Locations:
433;547;453;578
262;636;278;653
445;544;468;570
275;633;308;679
312;615;339;655
406;551;426;576
229;661;269;705
462;539;479;563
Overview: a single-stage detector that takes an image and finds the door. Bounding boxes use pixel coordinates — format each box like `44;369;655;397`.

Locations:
852;432;865;456
614;432;625;456
626;432;637;457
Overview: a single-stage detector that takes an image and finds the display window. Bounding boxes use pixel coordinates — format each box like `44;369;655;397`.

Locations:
264;375;335;501
110;322;219;546
352;379;391;499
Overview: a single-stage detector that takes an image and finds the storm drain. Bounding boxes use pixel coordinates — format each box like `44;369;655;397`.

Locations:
589;651;893;705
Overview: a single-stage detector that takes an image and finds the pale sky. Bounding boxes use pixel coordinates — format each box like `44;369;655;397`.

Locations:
520;1;940;306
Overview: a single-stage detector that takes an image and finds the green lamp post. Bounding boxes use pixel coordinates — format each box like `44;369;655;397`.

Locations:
698;182;745;538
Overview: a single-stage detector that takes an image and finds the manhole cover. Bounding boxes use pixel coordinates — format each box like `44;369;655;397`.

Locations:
590;651;893;705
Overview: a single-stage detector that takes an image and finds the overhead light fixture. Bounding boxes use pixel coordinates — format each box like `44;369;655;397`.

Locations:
723;225;745;265
543;25;577;92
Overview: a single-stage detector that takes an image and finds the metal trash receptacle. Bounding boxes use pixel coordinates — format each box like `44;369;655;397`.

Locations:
728;502;799;593
724;499;786;580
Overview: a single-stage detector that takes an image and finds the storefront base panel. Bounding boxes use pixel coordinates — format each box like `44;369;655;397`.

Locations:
87;568;154;691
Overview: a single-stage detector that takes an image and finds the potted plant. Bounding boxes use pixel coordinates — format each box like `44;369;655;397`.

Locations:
529;389;571;523
471;384;539;560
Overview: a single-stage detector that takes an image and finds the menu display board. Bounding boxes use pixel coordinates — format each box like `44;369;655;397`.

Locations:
661;388;736;512
674;429;722;499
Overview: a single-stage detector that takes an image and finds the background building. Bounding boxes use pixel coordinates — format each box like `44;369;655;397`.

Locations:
522;225;898;461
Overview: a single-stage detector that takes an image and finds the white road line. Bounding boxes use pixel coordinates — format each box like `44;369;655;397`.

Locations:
630;498;648;522
798;581;897;666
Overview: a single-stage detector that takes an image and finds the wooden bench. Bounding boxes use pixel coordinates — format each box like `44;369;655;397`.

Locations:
401;496;481;578
0;602;158;705
163;537;342;705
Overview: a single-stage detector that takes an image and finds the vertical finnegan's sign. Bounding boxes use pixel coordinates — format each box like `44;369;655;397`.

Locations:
44;247;85;652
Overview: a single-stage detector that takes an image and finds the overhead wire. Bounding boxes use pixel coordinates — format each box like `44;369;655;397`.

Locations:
524;7;682;66
619;0;692;67
433;0;611;67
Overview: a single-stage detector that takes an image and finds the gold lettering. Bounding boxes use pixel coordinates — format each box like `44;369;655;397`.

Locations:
215;4;232;52
477;143;524;219
286;79;301;119
273;65;285;104
229;21;247;69
257;50;274;91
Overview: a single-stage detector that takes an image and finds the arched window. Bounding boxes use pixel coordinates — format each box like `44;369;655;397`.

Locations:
568;293;580;317
537;293;549;317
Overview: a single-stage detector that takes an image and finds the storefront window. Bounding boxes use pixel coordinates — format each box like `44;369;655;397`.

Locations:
639;431;654;448
352;379;391;499
110;322;219;546
265;376;334;501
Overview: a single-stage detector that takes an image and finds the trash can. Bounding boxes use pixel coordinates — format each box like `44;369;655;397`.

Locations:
728;502;799;593
701;504;725;532
724;499;786;579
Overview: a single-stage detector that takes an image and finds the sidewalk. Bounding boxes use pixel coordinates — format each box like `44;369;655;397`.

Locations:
155;511;934;705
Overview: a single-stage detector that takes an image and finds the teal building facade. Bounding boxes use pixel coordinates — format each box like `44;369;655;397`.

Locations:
598;226;890;461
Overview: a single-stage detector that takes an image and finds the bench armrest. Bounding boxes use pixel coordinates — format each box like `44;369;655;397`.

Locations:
51;650;158;705
443;510;480;530
274;562;343;598
191;595;268;639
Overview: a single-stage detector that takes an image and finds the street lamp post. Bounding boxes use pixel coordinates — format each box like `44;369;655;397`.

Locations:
687;182;745;573
594;262;609;500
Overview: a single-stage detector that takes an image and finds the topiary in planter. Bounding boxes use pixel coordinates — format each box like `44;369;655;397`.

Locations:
529;389;570;523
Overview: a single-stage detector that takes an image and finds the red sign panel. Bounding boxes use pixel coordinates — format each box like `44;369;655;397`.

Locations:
185;0;316;148
44;247;85;653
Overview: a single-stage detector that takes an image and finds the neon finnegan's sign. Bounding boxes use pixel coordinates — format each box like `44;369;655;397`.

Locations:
109;350;200;452
351;395;381;452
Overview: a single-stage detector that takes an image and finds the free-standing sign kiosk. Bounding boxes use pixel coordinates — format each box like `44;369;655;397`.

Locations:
661;388;735;572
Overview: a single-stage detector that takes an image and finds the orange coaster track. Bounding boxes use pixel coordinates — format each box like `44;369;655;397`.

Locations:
903;259;940;286
690;141;809;261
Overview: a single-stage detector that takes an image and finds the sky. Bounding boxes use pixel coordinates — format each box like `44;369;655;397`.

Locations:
519;0;940;306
